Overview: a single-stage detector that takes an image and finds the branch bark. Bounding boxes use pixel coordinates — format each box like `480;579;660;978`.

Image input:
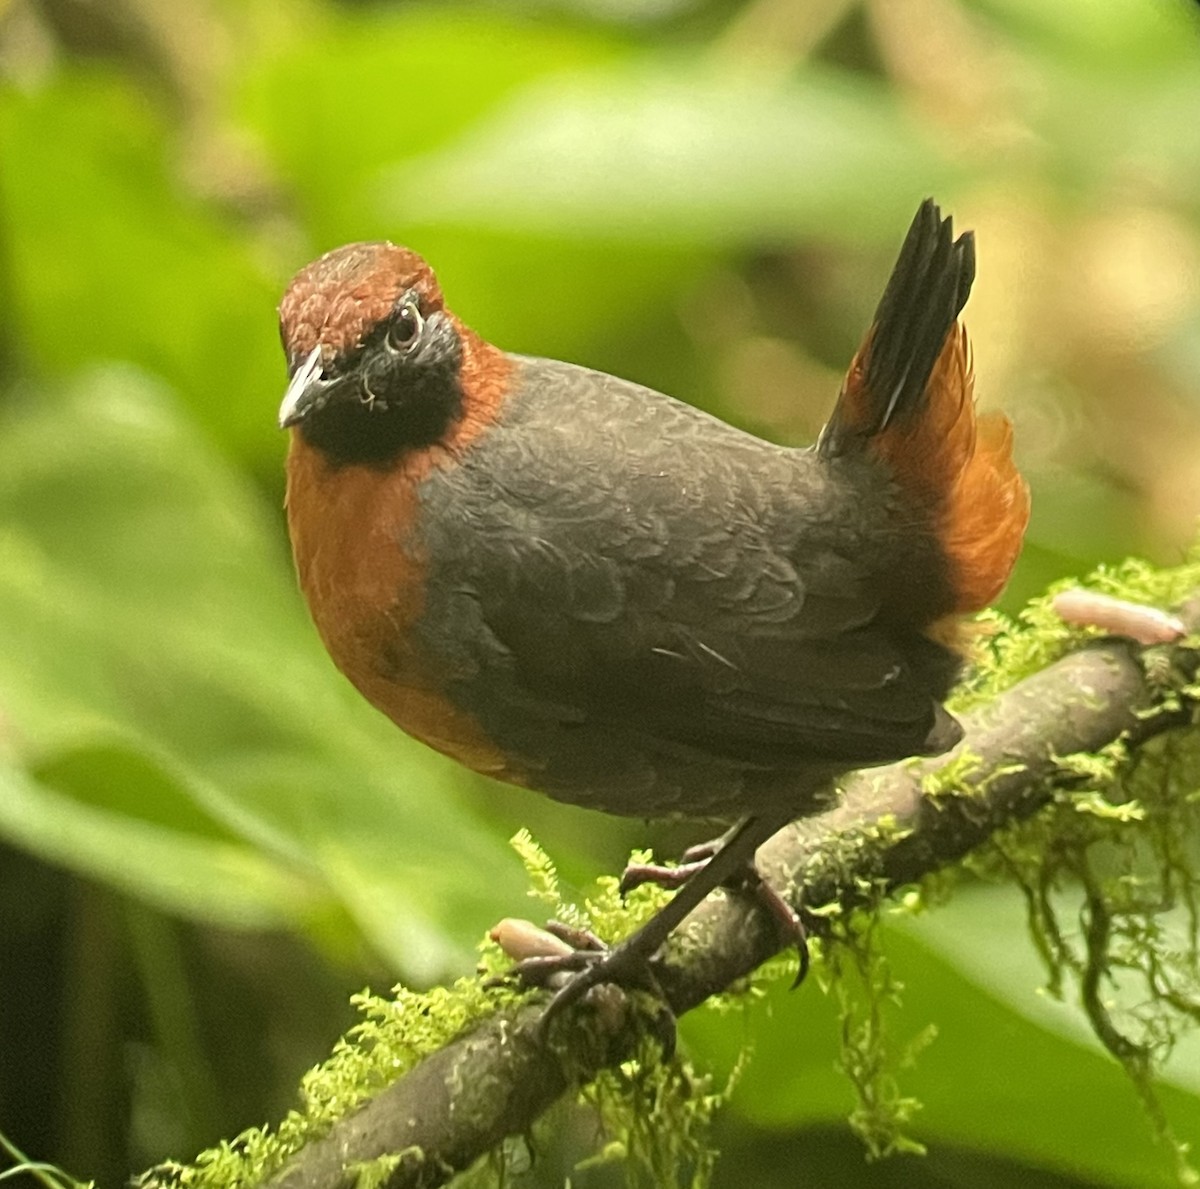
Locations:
265;601;1200;1189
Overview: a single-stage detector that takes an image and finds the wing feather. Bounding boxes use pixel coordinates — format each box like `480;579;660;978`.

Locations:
414;358;959;772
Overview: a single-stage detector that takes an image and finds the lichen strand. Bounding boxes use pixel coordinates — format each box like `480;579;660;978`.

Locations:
820;902;937;1159
975;722;1200;1186
955;550;1200;1185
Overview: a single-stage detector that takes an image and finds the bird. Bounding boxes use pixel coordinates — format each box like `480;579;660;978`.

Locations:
277;199;1029;1016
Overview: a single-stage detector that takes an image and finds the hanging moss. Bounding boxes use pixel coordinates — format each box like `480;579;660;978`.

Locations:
815;902;936;1159
955;556;1199;1184
968;718;1200;1186
796;551;1200;1185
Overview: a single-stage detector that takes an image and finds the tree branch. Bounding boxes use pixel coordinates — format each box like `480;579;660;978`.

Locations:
264;602;1200;1189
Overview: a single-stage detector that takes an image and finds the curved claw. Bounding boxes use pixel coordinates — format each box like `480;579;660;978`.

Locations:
745;868;810;988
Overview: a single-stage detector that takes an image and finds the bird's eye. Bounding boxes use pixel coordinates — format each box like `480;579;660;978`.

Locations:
387;303;423;353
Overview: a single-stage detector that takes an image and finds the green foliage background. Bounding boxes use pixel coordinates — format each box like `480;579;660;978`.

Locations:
1;0;1199;1186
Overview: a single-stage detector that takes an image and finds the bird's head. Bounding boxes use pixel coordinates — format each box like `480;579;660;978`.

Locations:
277;242;469;464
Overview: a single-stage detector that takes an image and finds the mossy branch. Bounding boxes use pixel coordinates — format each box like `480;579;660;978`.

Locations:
656;632;1189;1016
151;580;1200;1189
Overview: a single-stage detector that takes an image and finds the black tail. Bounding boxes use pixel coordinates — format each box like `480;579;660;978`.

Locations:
818;199;975;457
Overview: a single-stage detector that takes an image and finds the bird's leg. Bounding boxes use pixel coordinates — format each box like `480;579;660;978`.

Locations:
620;822;808;983
508;812;796;1037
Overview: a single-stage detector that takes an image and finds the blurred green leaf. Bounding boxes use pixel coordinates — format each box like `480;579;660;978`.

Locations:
241;8;710;370
970;0;1200;69
502;0;698;21
682;901;1200;1188
0;369;525;979
239;6;624;246
967;0;1200;198
385;63;958;245
1014;470;1143;603
0;754;312;930
0;71;282;467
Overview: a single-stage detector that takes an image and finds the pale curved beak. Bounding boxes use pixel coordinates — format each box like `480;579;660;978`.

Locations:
278;346;326;429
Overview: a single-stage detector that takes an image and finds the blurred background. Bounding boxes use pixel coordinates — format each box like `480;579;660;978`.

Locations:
1;0;1199;1186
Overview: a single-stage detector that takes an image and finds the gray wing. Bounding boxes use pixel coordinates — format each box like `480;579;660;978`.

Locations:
415;358;959;773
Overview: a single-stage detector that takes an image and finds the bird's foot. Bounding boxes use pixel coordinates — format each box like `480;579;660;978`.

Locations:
532;929;678;1055
617;829;730;893
490;815;801;1049
620;838;809;987
489;917;677;1055
619;857;707;893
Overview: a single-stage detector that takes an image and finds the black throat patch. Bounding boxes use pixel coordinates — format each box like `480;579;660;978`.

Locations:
299;353;465;468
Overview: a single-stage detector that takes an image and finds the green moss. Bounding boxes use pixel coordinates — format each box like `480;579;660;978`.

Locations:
952;555;1200;1185
579;1036;742;1189
952;548;1200;713
509;828;672;945
136;947;527;1189
920;748;984;798
820;551;1200;1183
140;832;737;1189
348;1151;414;1189
819;901;935;1158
